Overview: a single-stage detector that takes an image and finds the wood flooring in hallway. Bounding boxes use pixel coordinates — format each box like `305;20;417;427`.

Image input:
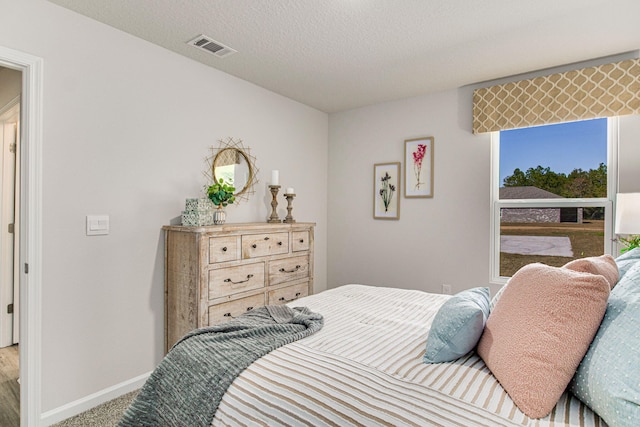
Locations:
0;345;19;427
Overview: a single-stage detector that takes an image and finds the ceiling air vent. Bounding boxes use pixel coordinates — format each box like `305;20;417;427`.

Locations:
187;35;237;58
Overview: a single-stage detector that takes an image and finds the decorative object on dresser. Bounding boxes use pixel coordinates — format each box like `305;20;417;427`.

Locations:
268;185;281;223
268;170;281;223
206;178;236;225
283;189;296;223
181;198;216;226
163;222;315;352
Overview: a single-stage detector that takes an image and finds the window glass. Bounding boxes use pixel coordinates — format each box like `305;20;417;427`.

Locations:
500;119;607;198
499;207;605;277
493;118;613;280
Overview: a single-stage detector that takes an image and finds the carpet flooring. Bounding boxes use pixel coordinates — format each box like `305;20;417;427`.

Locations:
1;345;137;427
53;390;138;427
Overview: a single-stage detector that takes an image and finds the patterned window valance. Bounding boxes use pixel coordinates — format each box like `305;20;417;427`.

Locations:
472;58;640;134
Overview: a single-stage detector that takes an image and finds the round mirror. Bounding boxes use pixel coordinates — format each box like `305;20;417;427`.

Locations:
213;148;253;196
205;137;259;204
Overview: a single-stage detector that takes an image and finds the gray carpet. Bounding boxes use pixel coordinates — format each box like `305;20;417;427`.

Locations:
53;390;138;427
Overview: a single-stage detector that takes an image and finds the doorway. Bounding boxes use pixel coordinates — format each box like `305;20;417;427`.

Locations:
0;65;21;426
0;87;21;349
0;45;44;427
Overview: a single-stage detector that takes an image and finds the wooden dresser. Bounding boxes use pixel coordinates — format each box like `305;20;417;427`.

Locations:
163;222;315;351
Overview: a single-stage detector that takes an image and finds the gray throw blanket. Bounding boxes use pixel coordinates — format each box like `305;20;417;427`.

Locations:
118;305;323;427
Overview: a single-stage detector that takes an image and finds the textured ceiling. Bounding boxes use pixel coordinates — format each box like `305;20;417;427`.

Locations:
47;0;640;113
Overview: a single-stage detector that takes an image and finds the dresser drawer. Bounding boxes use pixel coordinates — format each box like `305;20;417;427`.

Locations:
269;255;309;286
208;293;266;325
208;263;265;299
269;282;309;305
242;233;289;259
209;236;239;263
292;231;310;252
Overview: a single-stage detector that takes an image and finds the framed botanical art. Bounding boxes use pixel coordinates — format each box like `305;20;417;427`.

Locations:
373;162;400;220
404;136;434;198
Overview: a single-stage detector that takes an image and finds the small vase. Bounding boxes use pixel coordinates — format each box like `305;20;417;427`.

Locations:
213;207;226;225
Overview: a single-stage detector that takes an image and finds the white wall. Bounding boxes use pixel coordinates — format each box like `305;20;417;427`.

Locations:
328;88;640;295
0;0;328;414
328;88;492;295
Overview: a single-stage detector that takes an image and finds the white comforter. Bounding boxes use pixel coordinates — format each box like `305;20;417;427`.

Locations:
213;285;603;427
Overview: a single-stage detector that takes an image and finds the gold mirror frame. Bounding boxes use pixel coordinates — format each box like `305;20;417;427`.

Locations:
204;137;259;203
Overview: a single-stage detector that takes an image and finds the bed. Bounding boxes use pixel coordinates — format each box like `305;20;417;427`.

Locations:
123;250;640;427
211;285;601;427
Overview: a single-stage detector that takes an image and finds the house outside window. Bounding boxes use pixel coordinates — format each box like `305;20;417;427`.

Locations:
490;118;617;283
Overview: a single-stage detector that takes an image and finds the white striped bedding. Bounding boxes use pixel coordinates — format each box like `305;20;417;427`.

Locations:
213;284;605;426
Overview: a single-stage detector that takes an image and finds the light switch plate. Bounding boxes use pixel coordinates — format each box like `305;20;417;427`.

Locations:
86;215;109;236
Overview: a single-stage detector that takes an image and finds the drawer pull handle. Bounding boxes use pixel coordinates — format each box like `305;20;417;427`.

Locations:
279;292;301;303
299;239;304;243
254;240;281;248
224;274;254;284
222;246;228;252
279;265;301;273
224;306;254;319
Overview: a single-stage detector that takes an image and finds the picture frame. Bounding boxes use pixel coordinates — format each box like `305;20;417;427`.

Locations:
373;162;401;220
404;136;434;198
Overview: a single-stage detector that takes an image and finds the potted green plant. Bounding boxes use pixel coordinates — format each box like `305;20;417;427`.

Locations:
620;235;640;253
207;178;236;224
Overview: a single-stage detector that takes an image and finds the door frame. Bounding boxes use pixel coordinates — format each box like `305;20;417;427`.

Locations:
0;46;43;427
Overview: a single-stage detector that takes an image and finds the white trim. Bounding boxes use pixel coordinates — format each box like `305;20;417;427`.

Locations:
489;132;502;285
41;372;151;426
0;45;44;427
609;117;621;253
40;371;150;426
498;198;610;208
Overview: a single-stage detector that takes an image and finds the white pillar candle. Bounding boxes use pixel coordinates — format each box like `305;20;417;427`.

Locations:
286;187;295;194
271;170;279;185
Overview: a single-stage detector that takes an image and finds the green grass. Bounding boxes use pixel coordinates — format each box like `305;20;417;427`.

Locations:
500;220;604;277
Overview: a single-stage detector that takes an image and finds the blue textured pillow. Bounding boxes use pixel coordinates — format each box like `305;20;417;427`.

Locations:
570;248;640;427
614;246;640;279
423;287;490;363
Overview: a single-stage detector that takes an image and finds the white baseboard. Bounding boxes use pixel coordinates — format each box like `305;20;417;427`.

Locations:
39;371;151;426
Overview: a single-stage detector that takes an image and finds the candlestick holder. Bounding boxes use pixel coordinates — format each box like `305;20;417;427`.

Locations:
283;193;296;223
268;185;282;223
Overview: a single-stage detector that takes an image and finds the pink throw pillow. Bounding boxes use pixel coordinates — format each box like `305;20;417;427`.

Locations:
477;263;610;419
563;254;619;289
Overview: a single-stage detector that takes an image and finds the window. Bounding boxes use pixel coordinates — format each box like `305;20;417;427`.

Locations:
490;118;617;283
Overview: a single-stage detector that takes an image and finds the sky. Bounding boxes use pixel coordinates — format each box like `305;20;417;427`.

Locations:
499;118;608;186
